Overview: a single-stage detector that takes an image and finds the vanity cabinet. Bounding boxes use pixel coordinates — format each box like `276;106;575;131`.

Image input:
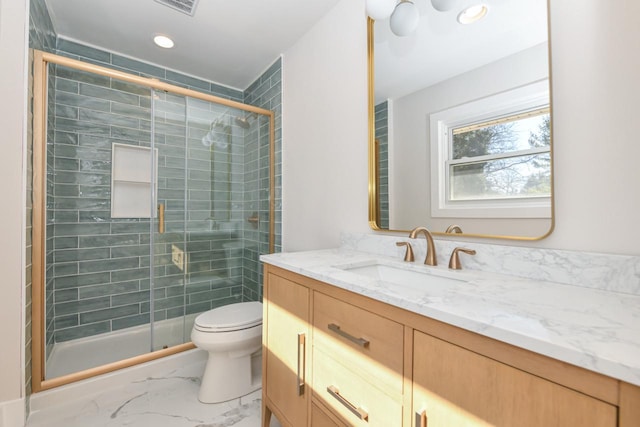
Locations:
262;264;640;427
413;331;617;427
262;272;310;427
313;292;404;426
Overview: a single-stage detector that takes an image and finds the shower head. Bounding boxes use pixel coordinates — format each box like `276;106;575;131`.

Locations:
235;112;257;129
202;118;230;148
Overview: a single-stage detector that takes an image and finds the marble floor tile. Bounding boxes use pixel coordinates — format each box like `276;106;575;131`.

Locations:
27;359;281;427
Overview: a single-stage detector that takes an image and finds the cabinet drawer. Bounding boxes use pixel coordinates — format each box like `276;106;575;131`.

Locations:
313;348;403;427
313;291;404;395
311;402;347;427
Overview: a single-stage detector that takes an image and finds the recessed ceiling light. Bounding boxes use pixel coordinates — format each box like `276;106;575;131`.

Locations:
457;4;489;25
153;35;174;49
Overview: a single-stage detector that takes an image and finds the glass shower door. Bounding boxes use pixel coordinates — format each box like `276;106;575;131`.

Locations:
150;90;189;351
150;92;257;349
182;96;246;326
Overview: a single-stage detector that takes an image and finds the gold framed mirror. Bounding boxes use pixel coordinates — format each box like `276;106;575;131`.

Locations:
368;0;554;240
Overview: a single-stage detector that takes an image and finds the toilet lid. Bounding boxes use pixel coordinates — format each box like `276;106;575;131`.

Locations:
194;301;263;332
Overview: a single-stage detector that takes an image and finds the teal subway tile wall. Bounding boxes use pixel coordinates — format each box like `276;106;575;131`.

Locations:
243;58;282;301
29;3;282;350
28;0;58;407
29;0;56;53
375;101;389;229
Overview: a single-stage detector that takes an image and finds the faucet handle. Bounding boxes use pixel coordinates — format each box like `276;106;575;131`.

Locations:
445;224;463;234
448;247;476;270
396;241;415;262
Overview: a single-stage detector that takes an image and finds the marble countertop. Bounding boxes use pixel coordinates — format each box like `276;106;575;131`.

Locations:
261;249;640;387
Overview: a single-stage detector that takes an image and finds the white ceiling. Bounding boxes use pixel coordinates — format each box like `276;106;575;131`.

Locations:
43;0;548;100
374;0;548;103
44;0;342;91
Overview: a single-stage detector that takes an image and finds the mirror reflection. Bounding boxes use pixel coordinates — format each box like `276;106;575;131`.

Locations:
370;0;553;239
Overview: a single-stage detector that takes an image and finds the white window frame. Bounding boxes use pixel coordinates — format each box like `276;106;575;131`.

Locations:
430;80;551;219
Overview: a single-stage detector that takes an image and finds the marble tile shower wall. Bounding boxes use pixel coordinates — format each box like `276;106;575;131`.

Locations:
375;101;389;229
45;39;276;344
243;58;282;301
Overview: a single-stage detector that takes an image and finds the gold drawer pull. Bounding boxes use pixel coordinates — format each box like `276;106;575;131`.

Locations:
297;333;306;396
327;385;369;421
416;410;427;427
327;323;370;348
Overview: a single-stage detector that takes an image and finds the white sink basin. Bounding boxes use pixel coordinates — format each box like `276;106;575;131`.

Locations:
336;261;466;295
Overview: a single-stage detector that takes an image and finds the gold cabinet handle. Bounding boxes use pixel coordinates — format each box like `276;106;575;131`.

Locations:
328;323;370;348
327;385;369;421
158;203;165;234
297;333;306;396
416;410;427;427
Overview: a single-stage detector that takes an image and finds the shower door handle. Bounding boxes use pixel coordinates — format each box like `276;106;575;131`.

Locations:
297;333;306;396
158;203;165;234
247;212;259;229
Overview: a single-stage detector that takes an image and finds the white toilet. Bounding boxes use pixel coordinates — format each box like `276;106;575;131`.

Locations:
191;301;263;403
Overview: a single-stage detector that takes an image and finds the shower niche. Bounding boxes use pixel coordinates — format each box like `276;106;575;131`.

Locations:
32;51;276;390
110;143;158;218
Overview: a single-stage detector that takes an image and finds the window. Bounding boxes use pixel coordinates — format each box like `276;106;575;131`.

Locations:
430;80;551;218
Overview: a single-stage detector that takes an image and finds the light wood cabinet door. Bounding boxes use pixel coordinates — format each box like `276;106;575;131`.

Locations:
412;331;617;427
264;273;310;427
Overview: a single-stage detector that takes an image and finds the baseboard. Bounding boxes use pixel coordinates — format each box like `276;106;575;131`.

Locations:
0;397;26;427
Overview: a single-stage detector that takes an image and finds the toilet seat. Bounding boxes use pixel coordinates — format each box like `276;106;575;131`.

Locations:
194;301;262;332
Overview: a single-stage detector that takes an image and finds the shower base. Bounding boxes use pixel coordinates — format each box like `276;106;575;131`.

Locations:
46;313;198;379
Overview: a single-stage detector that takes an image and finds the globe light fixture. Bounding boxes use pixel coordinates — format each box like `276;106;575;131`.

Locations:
365;0;396;20
430;0;458;12
390;0;420;37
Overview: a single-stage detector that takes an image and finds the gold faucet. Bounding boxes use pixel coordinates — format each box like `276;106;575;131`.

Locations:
395;241;414;262
445;224;463;234
448;247;476;270
408;226;437;266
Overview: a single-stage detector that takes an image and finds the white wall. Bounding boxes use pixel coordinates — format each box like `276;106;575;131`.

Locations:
282;0;640;256
0;0;28;421
542;0;640;255
281;0;370;251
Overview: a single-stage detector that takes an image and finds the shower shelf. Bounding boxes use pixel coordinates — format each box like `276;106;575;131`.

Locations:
111;143;158;218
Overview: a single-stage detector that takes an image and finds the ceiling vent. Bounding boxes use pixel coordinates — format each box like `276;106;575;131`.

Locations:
154;0;200;16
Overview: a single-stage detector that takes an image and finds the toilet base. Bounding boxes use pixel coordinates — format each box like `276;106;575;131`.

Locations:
198;350;261;403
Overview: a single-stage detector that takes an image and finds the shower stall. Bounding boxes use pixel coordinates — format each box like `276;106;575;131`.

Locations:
31;51;275;391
